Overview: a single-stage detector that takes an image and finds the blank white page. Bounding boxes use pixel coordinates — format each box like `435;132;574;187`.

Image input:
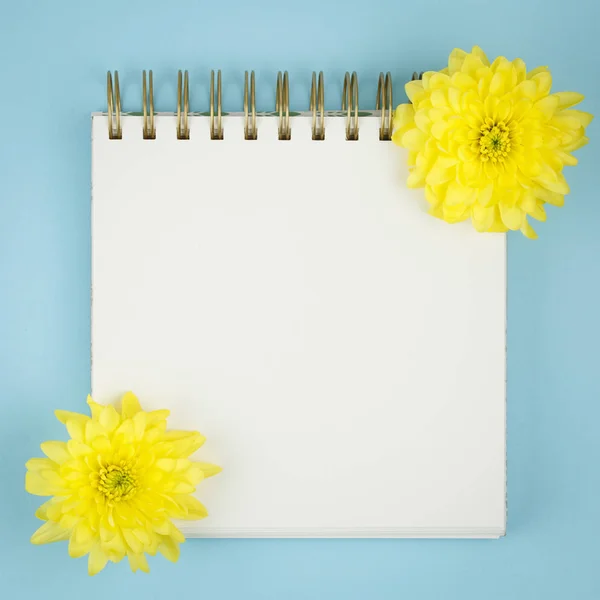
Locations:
91;114;506;538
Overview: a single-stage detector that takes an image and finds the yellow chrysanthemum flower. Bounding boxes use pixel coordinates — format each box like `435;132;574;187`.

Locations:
25;392;221;575
393;46;593;238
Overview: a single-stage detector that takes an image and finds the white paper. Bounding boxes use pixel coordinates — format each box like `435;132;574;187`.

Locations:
91;114;506;538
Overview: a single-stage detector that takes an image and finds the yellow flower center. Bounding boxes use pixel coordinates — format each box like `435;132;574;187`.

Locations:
478;119;511;163
93;462;138;503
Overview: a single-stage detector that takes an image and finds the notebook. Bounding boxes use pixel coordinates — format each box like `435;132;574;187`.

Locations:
91;70;506;538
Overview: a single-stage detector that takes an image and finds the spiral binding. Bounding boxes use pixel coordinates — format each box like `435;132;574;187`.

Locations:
276;71;291;140
310;71;325;141
142;70;155;140
105;70;402;141
106;72;122;140
244;71;257;140
342;72;359;141
376;72;393;141
210;70;223;140
177;70;189;140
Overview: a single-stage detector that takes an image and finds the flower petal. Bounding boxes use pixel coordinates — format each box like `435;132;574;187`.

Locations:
85;420;107;443
520;218;538;239
407;168;426;188
445;181;473;206
25;457;57;472
121;392;143;419
69;527;95;558
554;91;584;110
128;552;150;573
40;441;71;464
133;412;147;441
157;536;180;563
401;128;427;151
499;204;522;230
535;167;570;195
471;204;495;232
67;439;93;458
477;185;494;207
99;405;120;432
561;109;593;128
442;203;469;224
405;80;424;104
173;495;209;520
86;396;104;420
123;528;144;554
66;419;85;442
25;471;64;496
55;410;89;426
31;521;70;545
471;46;490;66
448;48;468;75
88;544;109;576
534;96;559;120
195;462;223;479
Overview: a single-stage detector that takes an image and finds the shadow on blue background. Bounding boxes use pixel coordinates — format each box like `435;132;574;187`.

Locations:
0;1;598;598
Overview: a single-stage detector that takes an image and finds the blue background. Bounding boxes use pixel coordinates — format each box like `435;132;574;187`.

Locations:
1;0;599;598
